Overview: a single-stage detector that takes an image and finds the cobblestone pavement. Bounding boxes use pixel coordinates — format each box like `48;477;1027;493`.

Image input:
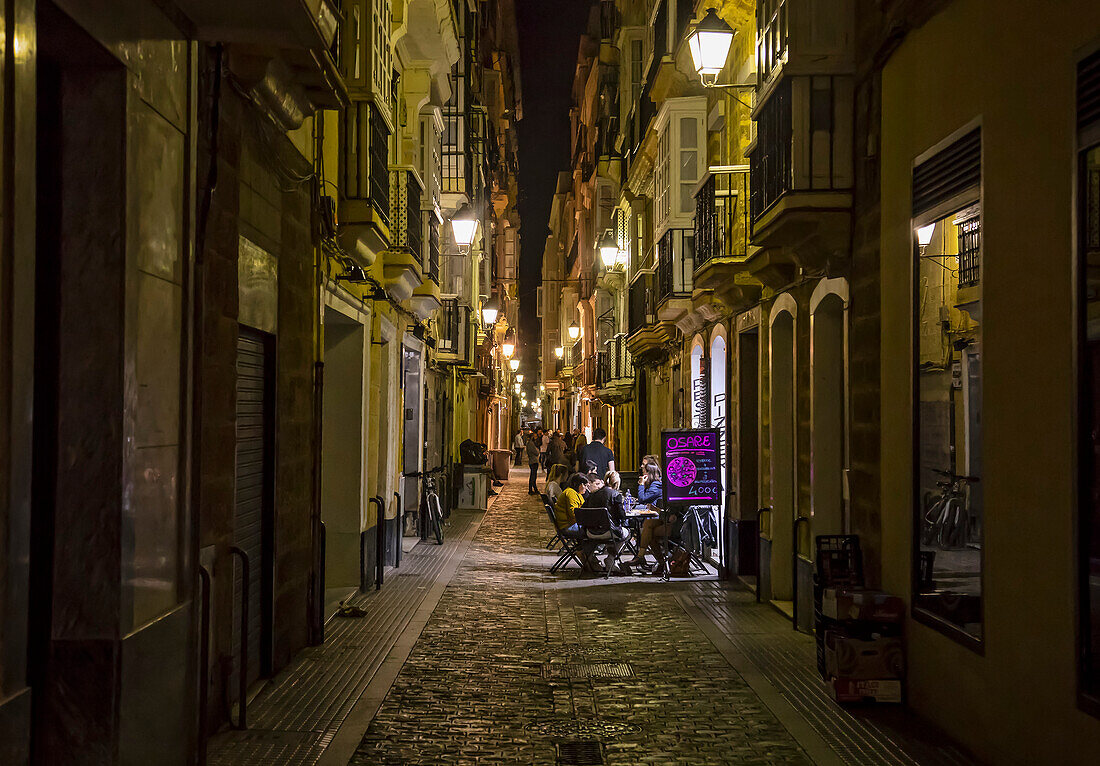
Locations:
350;479;814;766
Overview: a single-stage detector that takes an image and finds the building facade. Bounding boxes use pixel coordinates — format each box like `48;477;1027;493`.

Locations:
0;0;521;763
540;0;1100;762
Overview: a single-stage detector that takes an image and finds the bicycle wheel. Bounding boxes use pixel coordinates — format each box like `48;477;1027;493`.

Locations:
428;493;444;544
921;499;942;546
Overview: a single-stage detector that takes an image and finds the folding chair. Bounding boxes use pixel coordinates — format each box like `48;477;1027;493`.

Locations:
544;503;565;550
574;507;629;579
547;505;584;572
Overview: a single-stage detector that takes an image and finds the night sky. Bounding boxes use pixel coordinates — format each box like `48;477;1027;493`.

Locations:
515;0;592;380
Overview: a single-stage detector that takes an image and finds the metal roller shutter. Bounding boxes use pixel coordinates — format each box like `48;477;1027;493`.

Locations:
233;330;268;689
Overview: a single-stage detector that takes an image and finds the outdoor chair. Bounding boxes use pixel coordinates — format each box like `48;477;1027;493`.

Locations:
544;503;564;551
546;504;584;572
574;506;629;579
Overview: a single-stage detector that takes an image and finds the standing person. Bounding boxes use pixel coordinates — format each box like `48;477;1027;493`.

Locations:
512;429;526;465
578;427;616;476
572;429;588;472
525;432;541;495
539;428;550;473
548;431;569;468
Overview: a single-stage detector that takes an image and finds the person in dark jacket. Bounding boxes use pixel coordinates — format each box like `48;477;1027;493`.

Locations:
525;433;541;494
582;471;631;572
548;432;569;468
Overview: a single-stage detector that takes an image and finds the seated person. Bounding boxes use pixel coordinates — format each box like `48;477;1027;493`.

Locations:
624;460;671;572
544;464;570;502
633;455;664;505
582;471;631;571
554;473;588;533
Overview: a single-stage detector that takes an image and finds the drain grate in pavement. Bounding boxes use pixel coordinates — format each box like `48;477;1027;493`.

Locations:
541;662;635;679
525;720;641;739
556;740;604;765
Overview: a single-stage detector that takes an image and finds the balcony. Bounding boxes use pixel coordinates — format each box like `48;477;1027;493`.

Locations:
339;101;392;264
748;75;853;274
383;167;429;304
436;298;475;369
626;270;676;366
693;166;762;311
654;229;692;323
180;0;348;125
596;334;634;403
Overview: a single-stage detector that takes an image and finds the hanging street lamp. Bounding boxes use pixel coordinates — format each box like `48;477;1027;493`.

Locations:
481;294;501;326
598;228;620;270
501;329;516;359
688;9;736;87
567;321;581;341
554;346;564;359
516;374;524;383
508;358;520;372
450;203;479;253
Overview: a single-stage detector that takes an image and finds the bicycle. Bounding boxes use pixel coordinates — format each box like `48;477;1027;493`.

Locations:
921;468;979;550
416;467;447;545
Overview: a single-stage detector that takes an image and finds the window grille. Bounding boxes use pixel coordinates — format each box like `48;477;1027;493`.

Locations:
957;215;981;286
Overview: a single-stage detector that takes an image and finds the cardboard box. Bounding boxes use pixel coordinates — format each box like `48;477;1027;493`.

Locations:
822;588;905;623
828;678;903;704
824;631;905;679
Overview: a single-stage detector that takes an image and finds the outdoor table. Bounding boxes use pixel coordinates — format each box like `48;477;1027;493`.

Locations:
621;506;660;558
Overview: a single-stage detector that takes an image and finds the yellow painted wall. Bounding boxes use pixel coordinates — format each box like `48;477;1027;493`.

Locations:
880;2;1100;761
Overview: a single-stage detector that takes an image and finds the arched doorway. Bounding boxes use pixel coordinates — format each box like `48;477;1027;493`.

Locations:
710;332;728;571
768;300;796;606
690;337;707;428
811;280;848;539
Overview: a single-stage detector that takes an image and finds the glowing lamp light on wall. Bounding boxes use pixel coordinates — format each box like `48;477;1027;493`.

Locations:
554;346;564;359
450;203;479;253
688;8;736;87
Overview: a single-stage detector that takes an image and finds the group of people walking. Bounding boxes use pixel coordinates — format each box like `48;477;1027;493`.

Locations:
513;426;615;495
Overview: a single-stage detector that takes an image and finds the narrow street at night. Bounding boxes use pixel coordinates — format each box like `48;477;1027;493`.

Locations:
3;1;1100;764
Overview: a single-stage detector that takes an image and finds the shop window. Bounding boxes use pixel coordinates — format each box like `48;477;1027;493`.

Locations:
1078;47;1100;712
912;127;983;647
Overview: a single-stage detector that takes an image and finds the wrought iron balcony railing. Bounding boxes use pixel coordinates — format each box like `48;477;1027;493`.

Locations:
628;273;654;335
389;167;423;260
437;298;472;366
694;167;750;270
655;229;693;303
597;334;633;388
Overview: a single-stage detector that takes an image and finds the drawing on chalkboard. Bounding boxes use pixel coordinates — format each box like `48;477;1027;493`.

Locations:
667;456;697;487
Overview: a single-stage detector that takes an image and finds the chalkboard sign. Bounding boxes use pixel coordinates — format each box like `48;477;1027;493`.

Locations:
660;429;722;507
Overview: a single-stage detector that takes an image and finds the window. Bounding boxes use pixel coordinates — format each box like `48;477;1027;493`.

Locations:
656;128;670;228
631;38;643;103
912;127;983;647
1078;47;1100;711
757;0;789;82
679;116;698;215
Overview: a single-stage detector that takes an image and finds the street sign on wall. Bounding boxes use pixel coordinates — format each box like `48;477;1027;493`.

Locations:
660;429;723;507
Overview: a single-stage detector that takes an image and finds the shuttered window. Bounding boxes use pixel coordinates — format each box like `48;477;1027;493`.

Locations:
912;128;981;218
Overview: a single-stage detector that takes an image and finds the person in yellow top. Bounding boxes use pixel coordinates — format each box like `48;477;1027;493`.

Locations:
554;473;588;532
